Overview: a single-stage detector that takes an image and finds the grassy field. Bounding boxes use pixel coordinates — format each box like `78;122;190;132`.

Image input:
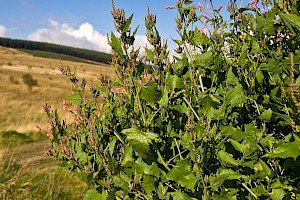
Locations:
0;46;113;199
0;131;88;199
0;45;113;132
18;49;93;64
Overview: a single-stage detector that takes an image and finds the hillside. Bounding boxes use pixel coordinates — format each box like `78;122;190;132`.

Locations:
0;46;115;199
0;37;112;64
0;46;113;132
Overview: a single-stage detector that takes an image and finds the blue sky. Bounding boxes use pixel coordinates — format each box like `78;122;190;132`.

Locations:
0;0;228;53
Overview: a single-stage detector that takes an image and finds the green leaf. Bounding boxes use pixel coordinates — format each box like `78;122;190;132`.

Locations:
229;139;246;154
74;144;88;165
257;10;275;34
133;25;139;36
253;184;269;197
146;163;161;178
269;188;285;200
174;39;183;45
255;159;271;178
113;175;129;190
66;93;82;106
243;136;259;157
256;69;264;84
220;126;248;141
227;84;247;108
191;29;210;45
238;44;248;68
217;150;241;167
262;59;282;74
174;54;188;73
170;191;196;200
111;32;123;56
227;67;239;85
135;159;161;178
159;87;169;107
121;14;133;33
165;72;184;90
84;188;101;200
122;146;133;166
296;76;300;88
181;132;192;149
200;94;220;115
140;81;161;104
109;138;116;156
145;48;154;61
212;191;238;200
260;134;276;148
193;51;213;68
142;175;155;194
251;39;260;54
263;141;300;160
178;173;197;192
124;128;158;143
260;108;273;122
209;174;226;191
280;13;300;30
219;168;244;180
213;53;222;70
167;160;191;182
122;128;158;157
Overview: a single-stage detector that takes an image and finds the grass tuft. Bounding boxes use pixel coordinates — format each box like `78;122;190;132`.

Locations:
0;131;34;147
0;131;88;200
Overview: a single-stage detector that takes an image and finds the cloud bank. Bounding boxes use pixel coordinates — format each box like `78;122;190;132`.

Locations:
0;25;8;37
28;20;150;54
28;20;111;53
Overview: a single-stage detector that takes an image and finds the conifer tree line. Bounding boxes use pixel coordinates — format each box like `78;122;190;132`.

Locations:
0;37;112;64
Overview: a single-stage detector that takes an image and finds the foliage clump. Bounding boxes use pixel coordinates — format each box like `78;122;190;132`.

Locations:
22;73;38;90
45;0;300;199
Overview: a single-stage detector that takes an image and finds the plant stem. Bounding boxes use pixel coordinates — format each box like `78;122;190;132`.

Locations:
136;88;146;126
154;144;170;171
183;97;200;122
242;183;258;199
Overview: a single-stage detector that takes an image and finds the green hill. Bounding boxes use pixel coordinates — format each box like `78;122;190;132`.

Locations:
0;37;112;64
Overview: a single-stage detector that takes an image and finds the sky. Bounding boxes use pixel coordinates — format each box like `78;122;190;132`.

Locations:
0;0;228;54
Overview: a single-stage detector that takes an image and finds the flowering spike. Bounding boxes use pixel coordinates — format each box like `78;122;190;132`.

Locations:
217;5;223;12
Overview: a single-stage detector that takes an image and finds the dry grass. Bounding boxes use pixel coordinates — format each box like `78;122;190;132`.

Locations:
0;46;113;132
0;139;89;200
0;46;114;199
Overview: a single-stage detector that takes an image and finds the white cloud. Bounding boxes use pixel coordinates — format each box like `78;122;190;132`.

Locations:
27;20;151;55
0;25;8;37
28;20;111;53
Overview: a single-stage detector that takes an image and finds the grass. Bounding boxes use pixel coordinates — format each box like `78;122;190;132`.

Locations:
0;131;34;147
0;46;113;132
0;46;114;199
18;49;94;64
0;130;88;200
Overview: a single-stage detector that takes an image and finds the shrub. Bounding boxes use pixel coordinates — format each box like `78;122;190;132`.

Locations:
45;0;300;199
0;131;34;147
22;73;38;90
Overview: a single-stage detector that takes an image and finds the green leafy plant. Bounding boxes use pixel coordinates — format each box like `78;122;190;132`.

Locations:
44;0;300;199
